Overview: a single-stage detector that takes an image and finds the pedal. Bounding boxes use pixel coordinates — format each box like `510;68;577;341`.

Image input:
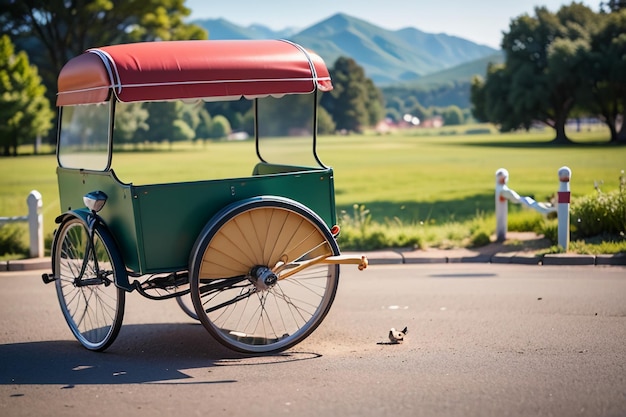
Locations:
41;273;56;284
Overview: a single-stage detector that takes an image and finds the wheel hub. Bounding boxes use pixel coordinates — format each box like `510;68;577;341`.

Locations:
249;266;278;291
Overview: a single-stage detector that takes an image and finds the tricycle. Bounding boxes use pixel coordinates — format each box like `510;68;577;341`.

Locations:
42;39;367;354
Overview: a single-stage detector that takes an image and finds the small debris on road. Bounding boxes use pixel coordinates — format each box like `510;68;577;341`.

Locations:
377;326;408;345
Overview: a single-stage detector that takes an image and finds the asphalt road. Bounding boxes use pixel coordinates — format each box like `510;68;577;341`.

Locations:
1;264;625;417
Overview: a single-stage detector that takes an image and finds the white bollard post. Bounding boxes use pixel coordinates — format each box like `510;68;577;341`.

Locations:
495;168;509;242
557;167;571;251
27;190;43;258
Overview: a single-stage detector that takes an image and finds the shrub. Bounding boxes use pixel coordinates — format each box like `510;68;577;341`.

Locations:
44;232;54;257
570;171;626;238
0;224;29;258
540;219;559;245
568;237;626;255
470;231;491;247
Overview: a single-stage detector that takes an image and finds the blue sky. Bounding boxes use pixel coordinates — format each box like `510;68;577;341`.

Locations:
185;0;597;49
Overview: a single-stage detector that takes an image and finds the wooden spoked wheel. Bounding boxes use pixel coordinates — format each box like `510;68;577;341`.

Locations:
189;197;340;353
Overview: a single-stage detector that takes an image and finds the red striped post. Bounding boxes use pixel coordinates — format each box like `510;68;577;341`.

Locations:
557;167;571;251
495;168;509;242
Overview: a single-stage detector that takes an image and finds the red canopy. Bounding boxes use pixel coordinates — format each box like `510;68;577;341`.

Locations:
57;40;333;106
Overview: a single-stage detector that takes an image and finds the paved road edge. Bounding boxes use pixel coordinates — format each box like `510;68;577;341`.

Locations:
2;251;625;273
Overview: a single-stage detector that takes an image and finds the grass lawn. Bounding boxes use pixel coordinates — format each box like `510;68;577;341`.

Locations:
323;129;625;225
1;127;625;252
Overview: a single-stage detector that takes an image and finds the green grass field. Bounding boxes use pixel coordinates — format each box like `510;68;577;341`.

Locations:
1;127;625;249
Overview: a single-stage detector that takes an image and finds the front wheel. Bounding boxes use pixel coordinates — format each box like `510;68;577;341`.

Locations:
189;197;340;354
53;217;125;351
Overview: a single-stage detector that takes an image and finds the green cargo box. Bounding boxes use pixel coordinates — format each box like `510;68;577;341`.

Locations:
57;163;336;274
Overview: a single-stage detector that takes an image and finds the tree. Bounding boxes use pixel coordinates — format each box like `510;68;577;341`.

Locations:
1;0;207;106
317;106;336;135
543;35;591;142
203;99;252;134
179;100;203;133
442;105;464;126
322;57;383;133
600;0;626;12
0;35;53;155
582;9;626;142
195;108;213;142
472;4;599;143
139;101;197;144
385;96;404;120
364;78;385;126
171;119;195;143
408;101;430;124
471;64;523;131
470;75;488;123
113;102;149;147
209;115;231;139
257;95;316;137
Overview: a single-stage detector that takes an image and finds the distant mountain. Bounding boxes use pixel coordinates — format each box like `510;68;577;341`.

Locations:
405;52;505;88
378;52;505;109
193;18;298;41
193;13;499;86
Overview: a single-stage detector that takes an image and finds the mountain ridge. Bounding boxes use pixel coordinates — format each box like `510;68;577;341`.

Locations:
192;13;500;86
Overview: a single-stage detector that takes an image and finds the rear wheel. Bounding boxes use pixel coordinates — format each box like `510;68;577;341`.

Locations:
189;197;339;354
54;217;125;351
176;294;199;320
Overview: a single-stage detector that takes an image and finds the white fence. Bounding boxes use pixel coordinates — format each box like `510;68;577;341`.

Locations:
495;167;571;251
0;190;43;258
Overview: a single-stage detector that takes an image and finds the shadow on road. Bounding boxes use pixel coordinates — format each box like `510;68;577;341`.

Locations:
0;322;322;385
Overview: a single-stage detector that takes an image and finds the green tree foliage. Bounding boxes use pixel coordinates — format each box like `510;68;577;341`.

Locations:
601;0;626;12
470;76;488;123
322;57;384;133
171;119;195;142
203;99;253;135
317;106;336;135
240;110;255;137
258;95;316;137
382;81;471;118
441;105;464;126
139;101;197;144
113;103;149;146
365;78;385;127
471;62;527;132
195;108;213;142
0;0;207;105
178;100;217;143
408;101;431;123
471;3;626;144
209;115;231;139
505;4;596;143
582;9;626;142
0;35;53;156
382;81;472;127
